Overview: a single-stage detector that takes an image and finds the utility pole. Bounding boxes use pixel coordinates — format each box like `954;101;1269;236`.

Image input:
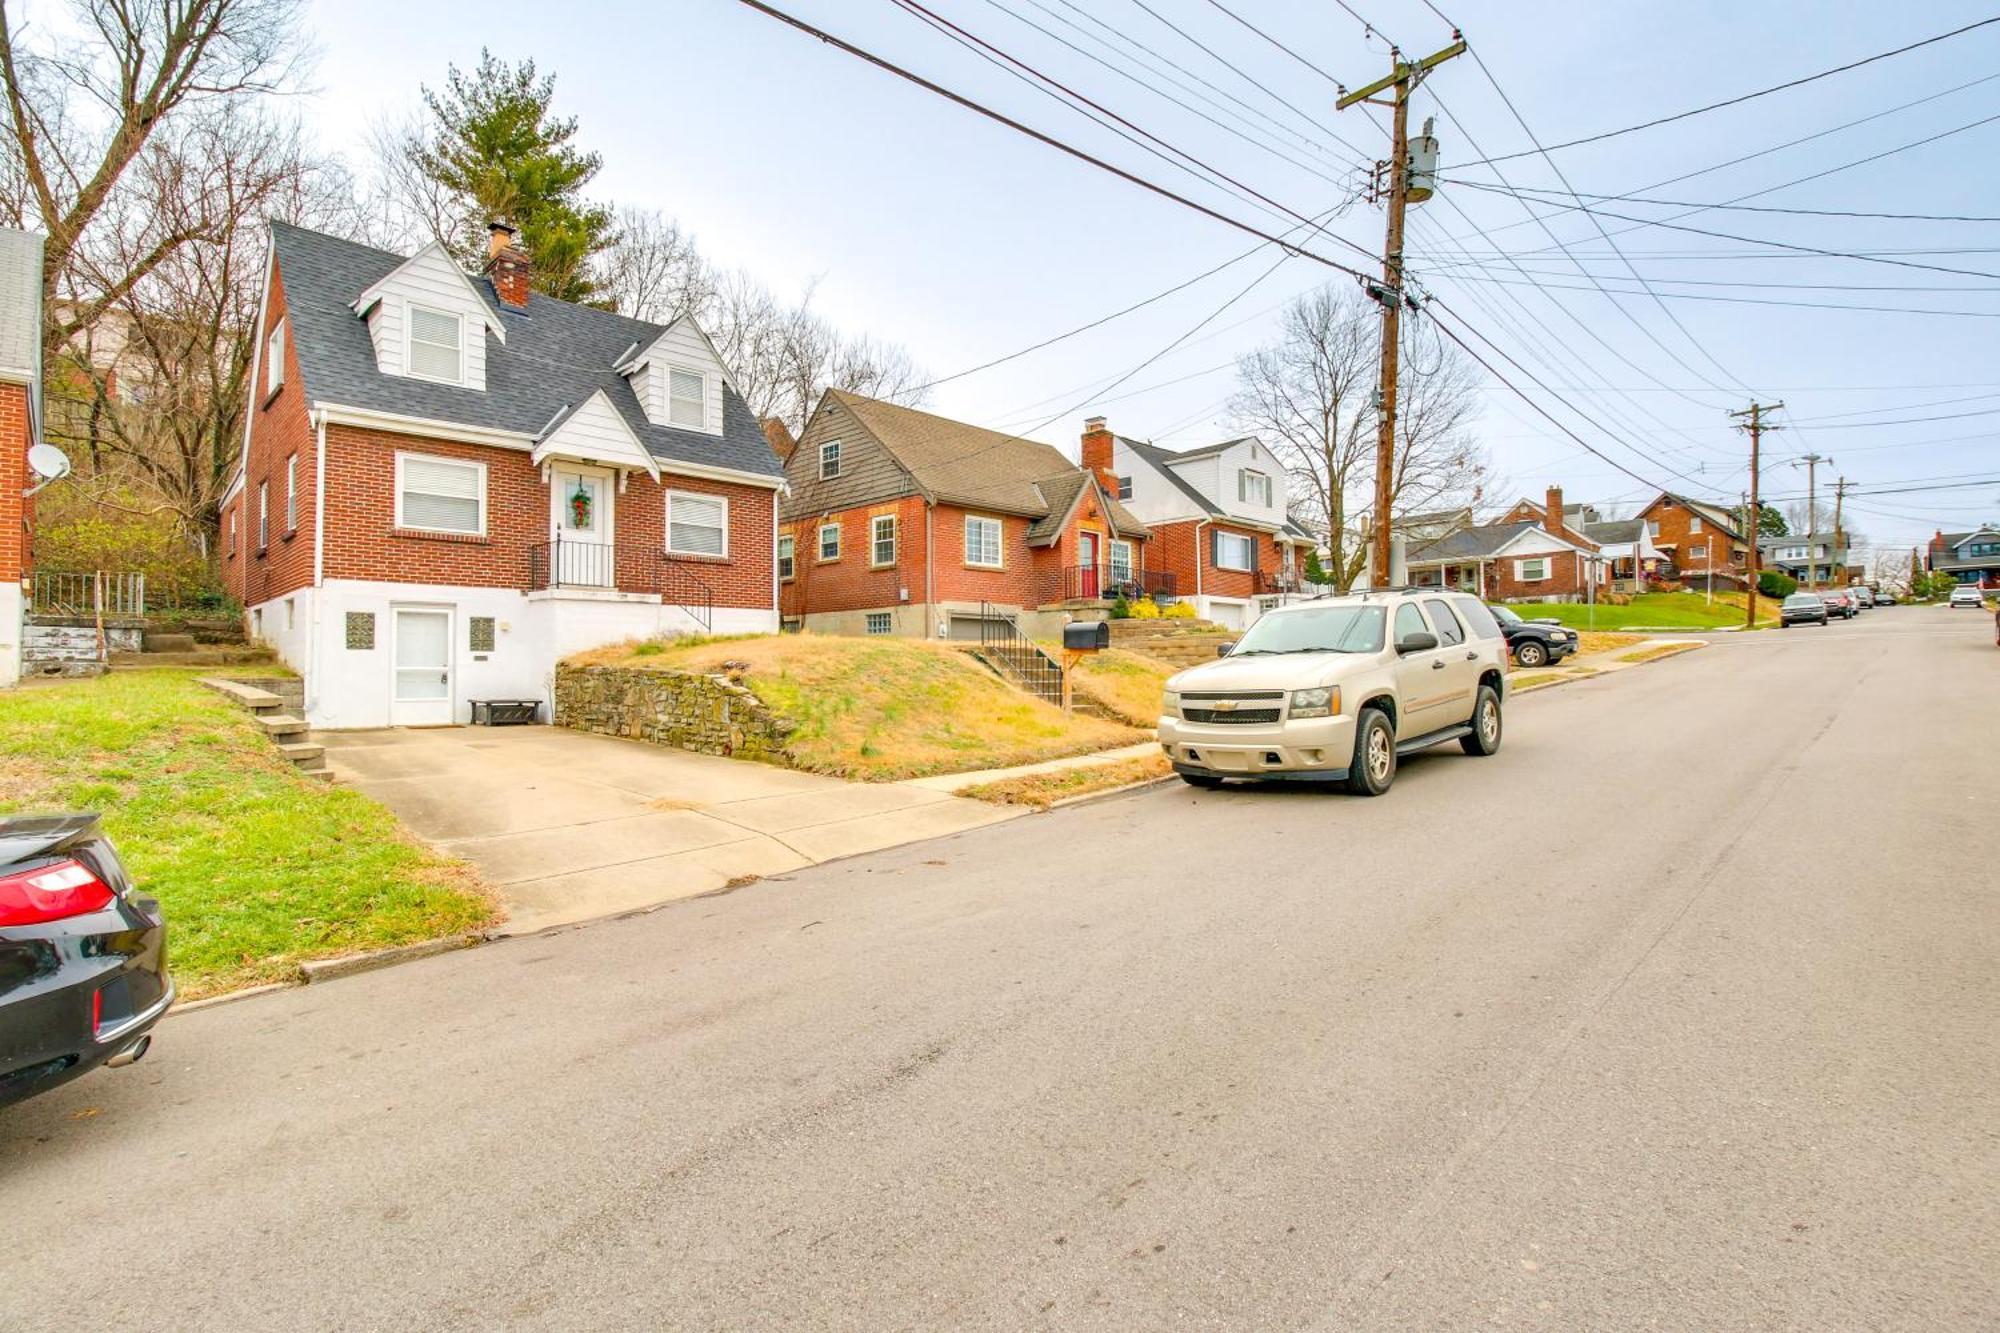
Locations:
1729;401;1782;629
1830;476;1849;587
1794;450;1830;588
1338;36;1465;587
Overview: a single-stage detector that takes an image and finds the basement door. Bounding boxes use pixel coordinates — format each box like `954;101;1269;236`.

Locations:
391;607;454;726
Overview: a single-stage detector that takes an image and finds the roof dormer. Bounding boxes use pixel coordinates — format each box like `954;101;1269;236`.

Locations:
617;315;728;436
349;240;507;392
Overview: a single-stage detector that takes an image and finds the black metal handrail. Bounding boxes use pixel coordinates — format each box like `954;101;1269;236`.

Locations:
977;601;1063;706
1045;564;1178;604
528;535;619;591
661;559;715;634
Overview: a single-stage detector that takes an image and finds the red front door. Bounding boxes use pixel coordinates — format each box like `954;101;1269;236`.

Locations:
1078;532;1100;598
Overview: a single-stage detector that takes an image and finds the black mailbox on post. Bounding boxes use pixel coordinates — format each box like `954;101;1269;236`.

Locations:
1062;621;1111;653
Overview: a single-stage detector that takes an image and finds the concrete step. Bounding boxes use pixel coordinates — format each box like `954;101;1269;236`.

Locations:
113;648;277;668
300;768;334;784
276;741;325;769
256;714;308;739
198;677;286;714
141;632;197;654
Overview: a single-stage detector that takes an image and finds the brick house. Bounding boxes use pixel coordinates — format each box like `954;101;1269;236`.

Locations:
0;228;44;688
219;221;783;728
1635;491;1749;587
1080;417;1314;631
778;390;1152;638
1407;487;1609;601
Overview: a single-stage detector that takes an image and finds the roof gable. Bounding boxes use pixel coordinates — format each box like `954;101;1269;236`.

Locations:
827;390;1080;514
533;389;658;479
350;240;507;343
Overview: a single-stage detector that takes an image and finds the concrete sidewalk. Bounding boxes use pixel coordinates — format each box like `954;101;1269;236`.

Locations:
322;727;1023;935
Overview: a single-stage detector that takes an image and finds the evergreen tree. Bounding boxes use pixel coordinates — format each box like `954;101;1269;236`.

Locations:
1756;504;1788;538
411;50;614;304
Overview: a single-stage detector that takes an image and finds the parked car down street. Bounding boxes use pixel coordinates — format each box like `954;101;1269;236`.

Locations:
1850;586;1874;608
1949;584;1986;609
0;815;171;1109
1487;603;1578;666
1780;592;1831;627
1160;590;1507;796
1818;589;1858;619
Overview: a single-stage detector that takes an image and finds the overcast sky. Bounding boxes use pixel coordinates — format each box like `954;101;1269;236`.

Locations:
295;0;2000;554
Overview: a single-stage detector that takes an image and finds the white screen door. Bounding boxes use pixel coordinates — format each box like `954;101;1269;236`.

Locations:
552;467;613;587
392;608;453;725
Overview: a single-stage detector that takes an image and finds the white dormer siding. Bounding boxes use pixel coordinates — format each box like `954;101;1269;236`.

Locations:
351;242;504;391
533;390;658;480
621;316;726;435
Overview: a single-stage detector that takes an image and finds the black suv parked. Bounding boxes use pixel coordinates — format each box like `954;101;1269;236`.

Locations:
1488;604;1578;667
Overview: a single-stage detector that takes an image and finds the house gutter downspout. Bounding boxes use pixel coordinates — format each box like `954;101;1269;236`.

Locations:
924;503;936;635
1194;519;1210;603
308;410;327;722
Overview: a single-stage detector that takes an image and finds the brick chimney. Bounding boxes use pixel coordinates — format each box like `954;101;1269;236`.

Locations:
1081;416;1117;493
762;416;798;462
484;220;531;309
1543;485;1566;539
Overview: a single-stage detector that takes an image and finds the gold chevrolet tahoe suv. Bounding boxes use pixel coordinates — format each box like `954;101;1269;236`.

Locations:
1158;589;1509;796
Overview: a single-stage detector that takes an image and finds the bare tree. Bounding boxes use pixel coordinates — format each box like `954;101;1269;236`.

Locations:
593;206;713;325
0;0;308;347
1229;283;1486;590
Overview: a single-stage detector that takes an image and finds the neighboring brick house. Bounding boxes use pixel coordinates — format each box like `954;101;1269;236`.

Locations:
219;221;783;728
1407;487;1609;602
1636;491;1749;587
778;390;1152;638
1080;417;1314;631
0;228;45;689
1926;527;2000;591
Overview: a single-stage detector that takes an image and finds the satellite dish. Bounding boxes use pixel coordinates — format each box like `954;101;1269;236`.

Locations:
27;443;70;483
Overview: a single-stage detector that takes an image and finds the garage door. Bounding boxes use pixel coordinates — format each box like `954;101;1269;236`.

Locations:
1208;600;1246;630
946;614;1005;642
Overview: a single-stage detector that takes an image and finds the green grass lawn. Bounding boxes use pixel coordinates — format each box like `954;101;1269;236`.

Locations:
1508;592;1772;631
0;670;498;998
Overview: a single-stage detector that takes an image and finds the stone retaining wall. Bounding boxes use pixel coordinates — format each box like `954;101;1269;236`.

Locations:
553;665;798;764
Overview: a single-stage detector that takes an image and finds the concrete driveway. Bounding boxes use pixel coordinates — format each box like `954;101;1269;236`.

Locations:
322;726;1021;934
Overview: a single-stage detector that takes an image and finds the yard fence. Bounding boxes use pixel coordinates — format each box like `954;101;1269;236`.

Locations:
30;570;146;619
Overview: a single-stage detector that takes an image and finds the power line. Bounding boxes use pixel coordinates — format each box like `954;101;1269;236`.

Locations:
1469;183;2000;224
1439;272;2000;319
1455;16;2000;167
1199;0;1342;88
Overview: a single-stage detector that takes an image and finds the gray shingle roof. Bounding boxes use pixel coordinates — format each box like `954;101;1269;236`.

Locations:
1408;519;1542;562
0;228;43;384
270;222;781;481
1584;518;1643;544
1120;435;1222;517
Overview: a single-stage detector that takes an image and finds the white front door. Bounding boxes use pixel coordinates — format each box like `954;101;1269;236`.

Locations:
391;607;454;726
551;466;615;587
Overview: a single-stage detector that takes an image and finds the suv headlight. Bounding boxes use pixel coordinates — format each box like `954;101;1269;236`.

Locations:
1290;685;1338;719
1162;692;1179;714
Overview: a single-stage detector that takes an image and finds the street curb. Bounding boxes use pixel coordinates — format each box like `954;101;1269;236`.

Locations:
1040;774;1177;811
167;982;295;1017
1512;641;1705;696
296;933;484;985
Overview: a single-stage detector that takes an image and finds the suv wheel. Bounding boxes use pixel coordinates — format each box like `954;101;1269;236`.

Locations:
1460;686;1503;756
1345;707;1396;796
1515;640;1548;667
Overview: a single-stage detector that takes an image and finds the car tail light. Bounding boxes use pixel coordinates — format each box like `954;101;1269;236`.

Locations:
0;858;115;927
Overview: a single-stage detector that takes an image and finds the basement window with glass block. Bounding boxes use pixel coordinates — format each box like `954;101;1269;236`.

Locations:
469;616;496;653
345;612;375;650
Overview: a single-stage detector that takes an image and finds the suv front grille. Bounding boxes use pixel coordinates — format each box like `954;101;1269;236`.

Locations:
1181;705;1282;724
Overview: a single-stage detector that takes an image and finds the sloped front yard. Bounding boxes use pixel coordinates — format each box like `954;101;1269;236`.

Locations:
566;635;1147;781
0;670;498;997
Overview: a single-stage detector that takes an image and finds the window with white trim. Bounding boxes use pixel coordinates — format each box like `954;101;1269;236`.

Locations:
1237;469;1272;506
668;367;705;429
964;515;1003;568
1517;556;1550;581
284;455;298;532
1116;475;1133;501
1689;516;1703;534
818;522;841;561
1214;531;1254;571
265;318;286;397
870;514;897;567
406;304;464;383
396;453;485;534
227;506;236;555
666;491;728;557
1688;543;1707;560
865;612;892;635
777;534;795;580
1646;518;1661;538
257;482;269;550
1109;539;1134;583
819;440;842;480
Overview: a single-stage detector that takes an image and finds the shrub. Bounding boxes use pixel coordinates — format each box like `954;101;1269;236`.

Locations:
1161;600;1196;619
32;488;224;609
1128;597;1161;619
632;641;666;657
1650;578;1684;594
1757;569;1798;600
1109;592;1132;619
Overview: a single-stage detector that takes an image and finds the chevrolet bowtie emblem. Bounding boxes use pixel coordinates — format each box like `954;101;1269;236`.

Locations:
1211;700;1239;711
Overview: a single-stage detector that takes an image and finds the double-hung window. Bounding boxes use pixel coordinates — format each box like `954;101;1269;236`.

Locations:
1688;543;1707;560
1237;470;1271;506
666;491;728;557
407;304;463;383
396;453;485;535
819;440;842;480
285;454;298;532
1214;531;1254;572
1109;539;1134;583
964;515;1003;568
870;514;897;567
265;319;286;398
668;368;705;428
257;482;269;550
818;522;841;561
1689;516;1703;534
777;535;796;580
1646;519;1661;538
1116;476;1133;501
1518;556;1549;581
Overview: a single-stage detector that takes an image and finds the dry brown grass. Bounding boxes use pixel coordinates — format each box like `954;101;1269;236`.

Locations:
1616;642;1705;665
960;753;1172;808
573;634;1146;781
1574;631;1647;657
1066;649;1173;726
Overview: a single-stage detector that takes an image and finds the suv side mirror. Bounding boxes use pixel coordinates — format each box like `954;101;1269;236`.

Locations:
1215;640;1235;657
1395;631;1439;655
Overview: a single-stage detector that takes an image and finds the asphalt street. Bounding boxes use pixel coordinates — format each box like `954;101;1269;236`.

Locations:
2;607;1994;1330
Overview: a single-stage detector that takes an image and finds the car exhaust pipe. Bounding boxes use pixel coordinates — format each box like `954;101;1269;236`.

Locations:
105;1034;150;1068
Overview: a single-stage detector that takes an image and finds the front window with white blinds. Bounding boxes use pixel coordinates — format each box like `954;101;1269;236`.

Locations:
396;453;485;534
668;368;705;429
407;304;463;383
667;491;728;556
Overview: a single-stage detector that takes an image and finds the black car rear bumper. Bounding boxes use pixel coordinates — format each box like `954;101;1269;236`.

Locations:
1;897;171;1108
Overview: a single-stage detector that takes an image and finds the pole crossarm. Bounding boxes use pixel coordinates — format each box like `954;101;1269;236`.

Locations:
1336;41;1468;109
